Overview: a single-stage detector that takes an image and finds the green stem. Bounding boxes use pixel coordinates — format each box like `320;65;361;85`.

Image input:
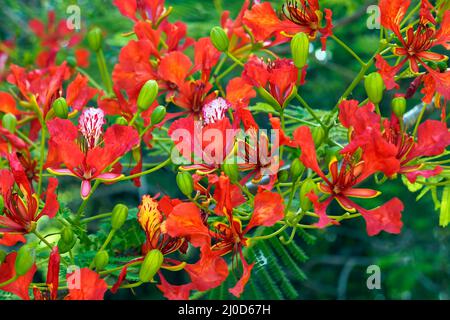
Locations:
75;67;104;91
119;158;171;181
76;180;101;216
37;125;46;196
226;51;244;67
99;260;143;276
96;49;113;95
412;103;427;137
295;94;326;128
90;229;116;269
331;35;365;66
15;130;37;149
80;212;112;224
251;225;288;241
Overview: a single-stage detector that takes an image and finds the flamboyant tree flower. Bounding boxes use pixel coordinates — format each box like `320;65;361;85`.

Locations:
113;0;167;24
164;174;284;297
242;56;298;108
46;108;139;198
293;126;404;236
376;0;450;100
339;99;450;182
0;252;37;300
243;0;333;50
0;153;59;234
29;11;82;67
33;247;60;300
65;268;108;300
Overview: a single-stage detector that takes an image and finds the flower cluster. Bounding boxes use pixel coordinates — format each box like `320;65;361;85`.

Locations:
0;0;449;300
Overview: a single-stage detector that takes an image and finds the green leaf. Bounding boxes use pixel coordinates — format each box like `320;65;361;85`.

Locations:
249;102;276;114
439;186;450;227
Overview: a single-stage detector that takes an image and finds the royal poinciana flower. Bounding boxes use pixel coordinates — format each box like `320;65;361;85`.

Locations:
376;0;450;100
339;100;450;183
0;252;37;300
113;0;167;23
293;126;404;236
242;56;298;108
243;0;333;50
0;153;59;234
65;268;108;300
46;108;139;198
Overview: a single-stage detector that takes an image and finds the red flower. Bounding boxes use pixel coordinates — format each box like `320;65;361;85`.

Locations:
0;233;26;246
243;1;333;50
33;246;60;300
0;153;59;234
0;252;37;300
46;108;139;198
65;268;108;300
0;126;27;157
293;126;404;236
114;0;167;23
376;0;450;96
242;56;298;108
339;100;450;182
221;0;253;55
66;74;98;112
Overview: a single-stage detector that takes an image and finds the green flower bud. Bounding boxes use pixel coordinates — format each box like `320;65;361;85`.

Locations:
222;162;240;183
57;236;76;254
94;250;109;271
111;204;128;230
437;61;447;73
139;249;164;282
391;96;407;118
290;158;304;182
210;26;229;52
52;97;69;119
311;126;325;147
61;227;74;244
66;56;77;68
115;116;128;125
257;87;281;111
364;72;385;104
0;250;6;264
137;80;159;111
2;113;17;133
278;170;289;183
176;171;194;197
15;245;35;276
291;32;309;69
87;27;103;52
0;196;4;212
299;178;317;212
151;105;166;126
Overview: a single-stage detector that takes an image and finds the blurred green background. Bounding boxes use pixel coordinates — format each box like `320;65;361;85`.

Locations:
0;0;448;300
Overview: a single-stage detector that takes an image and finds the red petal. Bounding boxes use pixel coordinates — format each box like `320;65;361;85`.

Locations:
293;126;327;180
229;253;253;298
157;273;193;300
158;51;192;88
46;247;60;300
0;252;36;300
0;233;26;246
65;268;108;300
243;2;281;41
66;74;98;111
357;198;404;236
246;190;284;231
0;92;19;115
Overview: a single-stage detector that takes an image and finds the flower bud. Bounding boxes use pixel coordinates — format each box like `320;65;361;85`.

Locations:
66;56;77;68
139;249;164;282
210;26;229;52
290;158;304;182
61;227;74;244
176;171;194;197
291;32;309;69
364;72;384;104
0;250;6;264
0;196;4;212
437;61;447;73
311;126;325;147
111;204;128;230
87;27;103;52
278;170;289;183
137;80;159;111
115;116;128;125
151;105;166;126
222;163;240;183
57;236;76;254
94;250;109;271
391;96;407;118
299;178;317;212
15;245;35;276
52;97;69;119
257;87;281;110
2;113;17;133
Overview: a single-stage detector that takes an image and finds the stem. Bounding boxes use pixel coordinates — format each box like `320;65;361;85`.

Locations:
75;67;104;91
295;94;326;128
15;130;37;149
226;51;244;67
37;125;46;196
119;158;171;181
76;180;101;216
99;260;142;276
96;49;113;95
331;35;365;66
90;229;116;269
412;103;427;137
80;212;112;224
251;225;288;241
279;108;285;160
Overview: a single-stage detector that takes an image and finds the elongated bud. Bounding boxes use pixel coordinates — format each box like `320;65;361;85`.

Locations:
391;96;407;118
87;27;103;52
300;179;317;212
311;126;325;147
0;250;6;264
290;158;304;181
364;72;384;104
2;113;17;133
15;245;35;276
278;170;289;183
94;250;109;271
115;116;128;125
57;235;76;254
61;227;74;244
111;204;128;230
176;171;194;197
257;87;281;110
210;26;229;52
222;163;240;183
139;249;164;282
151;105;166;126
52;97;69;119
137;80;159;111
291;32;309;69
